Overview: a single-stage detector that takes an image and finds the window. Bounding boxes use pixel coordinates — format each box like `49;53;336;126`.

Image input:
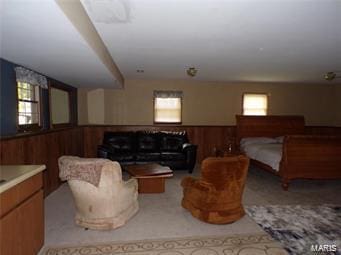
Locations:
242;93;268;115
17;82;41;128
154;91;182;123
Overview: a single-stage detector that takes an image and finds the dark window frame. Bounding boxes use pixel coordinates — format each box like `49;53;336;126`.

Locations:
16;81;43;132
49;80;77;129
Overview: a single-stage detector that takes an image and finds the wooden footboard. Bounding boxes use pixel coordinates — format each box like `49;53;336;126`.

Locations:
236;115;341;190
279;135;341;189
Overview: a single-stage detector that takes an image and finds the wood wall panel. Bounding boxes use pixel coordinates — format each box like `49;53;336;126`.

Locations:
82;125;341;163
0;125;340;198
0;128;83;196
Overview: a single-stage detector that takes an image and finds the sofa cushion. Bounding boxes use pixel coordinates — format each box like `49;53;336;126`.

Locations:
161;152;186;161
109;153;135;162
136;152;161;161
104;132;136;153
136;132;159;152
160;132;188;152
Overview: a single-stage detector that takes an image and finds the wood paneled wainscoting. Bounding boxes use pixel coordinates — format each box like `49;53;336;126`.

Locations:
0;127;83;196
82;125;341;163
82;125;236;163
1;125;340;197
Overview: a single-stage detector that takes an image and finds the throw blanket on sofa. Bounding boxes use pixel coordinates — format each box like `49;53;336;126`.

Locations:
59;156;110;187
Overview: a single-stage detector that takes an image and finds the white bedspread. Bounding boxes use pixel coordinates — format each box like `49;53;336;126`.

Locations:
243;143;282;171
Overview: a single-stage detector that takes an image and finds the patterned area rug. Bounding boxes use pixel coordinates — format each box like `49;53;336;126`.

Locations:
246;204;341;255
42;233;288;255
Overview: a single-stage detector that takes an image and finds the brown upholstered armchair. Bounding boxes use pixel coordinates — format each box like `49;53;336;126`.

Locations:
181;155;249;224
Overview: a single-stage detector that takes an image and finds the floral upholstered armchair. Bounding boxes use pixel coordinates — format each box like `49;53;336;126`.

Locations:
59;156;139;230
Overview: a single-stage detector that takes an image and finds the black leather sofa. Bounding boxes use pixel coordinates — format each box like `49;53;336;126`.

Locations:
97;131;197;173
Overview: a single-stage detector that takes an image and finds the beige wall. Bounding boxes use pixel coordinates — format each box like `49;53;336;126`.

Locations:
87;89;105;124
78;79;337;126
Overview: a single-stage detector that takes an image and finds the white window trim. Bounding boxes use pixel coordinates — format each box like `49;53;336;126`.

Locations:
154;91;182;124
242;93;268;116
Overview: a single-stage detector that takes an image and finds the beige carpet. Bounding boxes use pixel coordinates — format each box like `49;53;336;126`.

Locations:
41;165;341;254
43;170;264;248
42;233;288;255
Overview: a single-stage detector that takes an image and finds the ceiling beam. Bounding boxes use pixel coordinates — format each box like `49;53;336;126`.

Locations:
55;0;124;87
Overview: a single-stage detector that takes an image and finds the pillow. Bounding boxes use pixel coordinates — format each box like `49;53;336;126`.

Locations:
240;137;277;148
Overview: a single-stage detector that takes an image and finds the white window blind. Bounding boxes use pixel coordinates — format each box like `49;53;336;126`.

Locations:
243;93;268;116
154;91;182;123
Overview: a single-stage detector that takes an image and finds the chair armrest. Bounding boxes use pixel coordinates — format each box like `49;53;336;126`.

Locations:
118;178;138;211
181;176;197;188
182;143;198;173
181;176;213;192
124;178;138;191
97;144;112;158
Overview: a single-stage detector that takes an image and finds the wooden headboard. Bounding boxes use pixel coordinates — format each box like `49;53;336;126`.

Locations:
236;115;305;143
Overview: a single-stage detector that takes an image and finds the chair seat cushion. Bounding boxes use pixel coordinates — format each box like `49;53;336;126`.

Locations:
136;152;161;161
161;152;186;161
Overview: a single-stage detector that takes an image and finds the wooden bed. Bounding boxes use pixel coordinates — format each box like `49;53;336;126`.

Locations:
236;115;341;190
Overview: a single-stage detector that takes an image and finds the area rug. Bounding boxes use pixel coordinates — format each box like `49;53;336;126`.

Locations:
42;233;288;255
246;204;341;255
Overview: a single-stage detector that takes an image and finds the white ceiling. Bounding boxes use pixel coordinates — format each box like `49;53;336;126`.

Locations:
1;0;341;87
0;0;119;88
82;0;341;84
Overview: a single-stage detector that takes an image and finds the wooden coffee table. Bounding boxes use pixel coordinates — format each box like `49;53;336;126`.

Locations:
125;164;173;193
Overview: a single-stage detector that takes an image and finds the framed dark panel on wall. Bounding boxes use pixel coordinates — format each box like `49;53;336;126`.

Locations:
49;80;77;128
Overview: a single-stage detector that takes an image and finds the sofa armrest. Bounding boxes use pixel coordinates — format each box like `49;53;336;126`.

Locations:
182;143;197;173
97;144;111;159
182;143;196;150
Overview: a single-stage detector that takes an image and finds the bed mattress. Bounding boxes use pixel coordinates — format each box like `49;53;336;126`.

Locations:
242;143;282;171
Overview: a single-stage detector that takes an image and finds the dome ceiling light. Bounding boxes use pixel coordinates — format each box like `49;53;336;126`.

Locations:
186;67;197;77
324;71;341;81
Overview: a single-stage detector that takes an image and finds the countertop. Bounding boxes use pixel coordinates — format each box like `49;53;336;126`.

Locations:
0;165;46;194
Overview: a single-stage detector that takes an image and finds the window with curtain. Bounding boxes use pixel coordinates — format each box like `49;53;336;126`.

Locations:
15;66;47;131
17;82;41;126
154;91;182;123
242;93;268;115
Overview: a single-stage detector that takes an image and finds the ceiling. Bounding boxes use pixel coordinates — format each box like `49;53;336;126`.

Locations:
1;0;119;88
1;0;341;87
